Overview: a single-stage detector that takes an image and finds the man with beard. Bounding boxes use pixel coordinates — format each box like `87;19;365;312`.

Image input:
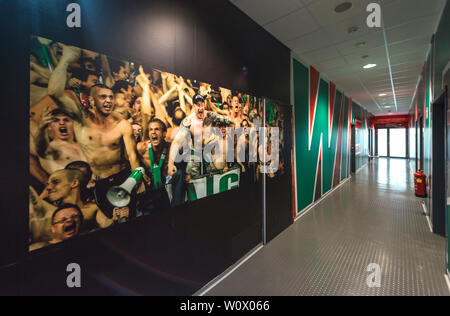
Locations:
168;94;234;179
31;108;86;183
55;83;144;220
136;119;172;213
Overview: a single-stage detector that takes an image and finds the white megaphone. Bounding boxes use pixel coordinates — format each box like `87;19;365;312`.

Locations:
106;167;145;208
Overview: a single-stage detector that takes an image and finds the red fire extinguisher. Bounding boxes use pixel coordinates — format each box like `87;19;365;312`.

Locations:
414;169;427;197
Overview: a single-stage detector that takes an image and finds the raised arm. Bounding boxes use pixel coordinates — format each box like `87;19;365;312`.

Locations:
158;84;178;105
176;83;188;115
100;54;115;88
183;92;193;107
29;186;55;219
30;122;49;185
136;66;153;140
33;107;53;158
47;45;81;98
121;120;148;193
161;71;169;94
207;111;235;126
30;60;51;80
184;79;196;98
152;89;173;127
121;120;140;172
55;93;85;124
29;154;49;185
208;99;229;116
95;208;114;228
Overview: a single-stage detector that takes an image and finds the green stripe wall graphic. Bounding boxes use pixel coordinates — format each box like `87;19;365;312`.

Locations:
323;89;343;194
353;102;370;171
341;96;350;182
293;60;324;212
293;59;356;214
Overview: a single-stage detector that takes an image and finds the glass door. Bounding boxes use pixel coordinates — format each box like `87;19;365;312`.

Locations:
378;128;388;156
389;128;407;158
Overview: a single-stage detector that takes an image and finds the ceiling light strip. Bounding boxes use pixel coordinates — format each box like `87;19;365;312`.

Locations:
381;14;398;112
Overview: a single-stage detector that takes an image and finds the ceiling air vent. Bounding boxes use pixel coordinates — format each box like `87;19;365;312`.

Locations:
334;2;353;13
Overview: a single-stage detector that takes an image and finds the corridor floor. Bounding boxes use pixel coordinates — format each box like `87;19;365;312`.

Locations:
205;158;450;296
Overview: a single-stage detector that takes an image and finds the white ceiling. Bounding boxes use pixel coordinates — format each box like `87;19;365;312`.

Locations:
230;0;447;115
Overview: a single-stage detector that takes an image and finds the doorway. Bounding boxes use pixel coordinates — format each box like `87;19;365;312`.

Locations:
431;90;447;236
376;127;407;158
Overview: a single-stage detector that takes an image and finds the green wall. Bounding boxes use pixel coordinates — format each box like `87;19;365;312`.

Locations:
293;59;364;214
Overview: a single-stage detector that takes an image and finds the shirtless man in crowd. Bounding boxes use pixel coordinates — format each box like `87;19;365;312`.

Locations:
203;119;229;174
29;203;84;251
49;47;144;219
230;95;244;127
29;168;124;250
45;169;116;231
45;45;144;219
31;108;86;178
168;94;234;179
55;83;143;219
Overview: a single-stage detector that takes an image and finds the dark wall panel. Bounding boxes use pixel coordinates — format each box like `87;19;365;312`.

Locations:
0;0;29;267
265;104;294;243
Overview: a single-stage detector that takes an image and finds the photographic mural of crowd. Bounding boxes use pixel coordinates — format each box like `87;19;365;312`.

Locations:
28;36;287;251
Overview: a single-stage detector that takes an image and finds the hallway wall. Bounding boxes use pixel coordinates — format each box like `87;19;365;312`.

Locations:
292;60;371;214
409;0;450;274
434;0;450;275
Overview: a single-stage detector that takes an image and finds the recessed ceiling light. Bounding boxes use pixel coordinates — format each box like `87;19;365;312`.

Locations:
379;93;386;96
363;64;376;69
347;26;359;34
334;2;353;13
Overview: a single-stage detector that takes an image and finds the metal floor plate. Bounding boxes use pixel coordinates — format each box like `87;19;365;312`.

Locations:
205;158;449;296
